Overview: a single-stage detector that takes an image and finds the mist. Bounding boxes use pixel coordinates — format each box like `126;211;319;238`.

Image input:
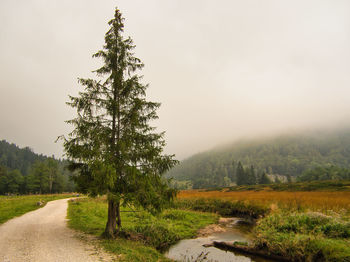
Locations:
1;0;350;160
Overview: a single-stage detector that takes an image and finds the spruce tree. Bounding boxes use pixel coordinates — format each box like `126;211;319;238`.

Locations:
61;8;178;238
247;165;256;185
236;161;245;186
258;172;271;184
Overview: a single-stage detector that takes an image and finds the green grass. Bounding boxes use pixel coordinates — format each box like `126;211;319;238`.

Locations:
0;194;75;224
68;197;218;262
254;211;350;261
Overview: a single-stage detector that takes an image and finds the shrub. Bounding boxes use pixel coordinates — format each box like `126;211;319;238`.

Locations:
133;223;179;251
173;198;269;219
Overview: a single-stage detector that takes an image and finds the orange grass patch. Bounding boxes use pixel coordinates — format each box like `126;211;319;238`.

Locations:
177;190;350;212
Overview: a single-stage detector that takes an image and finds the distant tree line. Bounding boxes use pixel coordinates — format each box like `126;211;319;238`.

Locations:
191;161;273;189
236;162;272;186
0;140;75;194
298;166;350;182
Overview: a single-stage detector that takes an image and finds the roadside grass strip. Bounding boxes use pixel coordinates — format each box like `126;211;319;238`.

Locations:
0;194;75;224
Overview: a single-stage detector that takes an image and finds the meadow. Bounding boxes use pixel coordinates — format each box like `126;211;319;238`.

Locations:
0;194;74;224
178;190;350;213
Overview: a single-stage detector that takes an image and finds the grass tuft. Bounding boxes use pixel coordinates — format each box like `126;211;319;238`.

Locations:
254;211;350;261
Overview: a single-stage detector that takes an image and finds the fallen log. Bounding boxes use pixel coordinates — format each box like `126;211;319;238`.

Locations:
213;241;290;261
202;243;214;247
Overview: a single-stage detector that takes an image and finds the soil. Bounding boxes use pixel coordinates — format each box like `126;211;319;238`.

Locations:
197;224;226;237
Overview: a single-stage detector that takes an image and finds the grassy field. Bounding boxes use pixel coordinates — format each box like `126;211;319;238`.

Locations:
0;194;75;224
178;190;350;213
68;197;218;262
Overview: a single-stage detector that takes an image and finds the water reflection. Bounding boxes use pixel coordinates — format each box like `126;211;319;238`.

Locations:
165;218;272;262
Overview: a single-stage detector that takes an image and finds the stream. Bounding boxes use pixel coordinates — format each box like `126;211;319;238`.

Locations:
165;218;274;262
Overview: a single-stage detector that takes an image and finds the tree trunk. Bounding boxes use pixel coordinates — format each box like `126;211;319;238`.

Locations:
116;201;121;233
103;199;117;238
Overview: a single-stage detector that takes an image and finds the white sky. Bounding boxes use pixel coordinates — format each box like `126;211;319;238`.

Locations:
1;0;350;159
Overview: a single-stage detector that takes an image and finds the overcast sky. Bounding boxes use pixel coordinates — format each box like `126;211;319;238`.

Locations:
1;0;350;160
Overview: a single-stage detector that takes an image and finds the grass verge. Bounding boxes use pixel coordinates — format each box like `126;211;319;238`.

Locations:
68;197;218;262
0;194;75;224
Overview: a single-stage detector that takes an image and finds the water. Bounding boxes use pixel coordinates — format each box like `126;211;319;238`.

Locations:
165;218;273;262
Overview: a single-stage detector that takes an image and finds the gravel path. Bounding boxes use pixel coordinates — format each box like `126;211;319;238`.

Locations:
0;198;116;262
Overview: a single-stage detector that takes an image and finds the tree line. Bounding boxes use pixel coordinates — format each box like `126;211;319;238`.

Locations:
0;140;75;194
297;166;350;182
189;162;350;189
191;161;276;189
0;159;75;194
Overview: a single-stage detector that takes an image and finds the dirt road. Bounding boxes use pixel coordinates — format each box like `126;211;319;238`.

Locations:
0;198;115;262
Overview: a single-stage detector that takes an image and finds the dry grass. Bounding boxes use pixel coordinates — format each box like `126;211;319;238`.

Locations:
177;190;350;213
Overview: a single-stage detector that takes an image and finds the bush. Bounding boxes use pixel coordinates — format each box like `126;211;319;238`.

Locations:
133;223;179;251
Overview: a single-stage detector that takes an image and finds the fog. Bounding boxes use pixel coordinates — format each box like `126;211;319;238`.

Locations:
1;0;350;160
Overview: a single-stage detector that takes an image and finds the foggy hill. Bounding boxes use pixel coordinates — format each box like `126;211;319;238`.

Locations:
166;128;350;188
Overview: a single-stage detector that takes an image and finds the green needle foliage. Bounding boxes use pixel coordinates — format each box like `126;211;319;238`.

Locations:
61;7;178;238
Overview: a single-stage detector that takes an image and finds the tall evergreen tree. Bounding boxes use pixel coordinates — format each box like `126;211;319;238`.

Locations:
28;161;49;194
236;161;245;186
258;172;271;184
247;165;256;185
61;8;178;238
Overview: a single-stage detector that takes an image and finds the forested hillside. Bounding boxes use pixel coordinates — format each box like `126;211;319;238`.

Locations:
167;129;350;188
0;140;48;175
0;140;75;194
